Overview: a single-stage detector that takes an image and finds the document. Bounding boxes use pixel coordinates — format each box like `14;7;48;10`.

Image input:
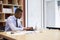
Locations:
6;31;34;35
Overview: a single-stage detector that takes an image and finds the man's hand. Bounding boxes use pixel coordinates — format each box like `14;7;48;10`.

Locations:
23;27;34;31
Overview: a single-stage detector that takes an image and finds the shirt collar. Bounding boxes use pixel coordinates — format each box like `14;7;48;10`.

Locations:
13;15;20;20
13;15;16;20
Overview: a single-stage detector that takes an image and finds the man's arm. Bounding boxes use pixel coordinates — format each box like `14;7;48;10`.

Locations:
7;19;23;31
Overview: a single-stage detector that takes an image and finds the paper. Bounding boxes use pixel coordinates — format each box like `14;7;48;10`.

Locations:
6;31;34;35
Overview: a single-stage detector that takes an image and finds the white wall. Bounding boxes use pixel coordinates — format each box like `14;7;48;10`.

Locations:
45;1;55;27
55;0;60;27
25;0;60;28
44;0;60;28
25;0;43;29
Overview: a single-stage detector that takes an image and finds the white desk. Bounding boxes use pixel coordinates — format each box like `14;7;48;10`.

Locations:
0;29;60;40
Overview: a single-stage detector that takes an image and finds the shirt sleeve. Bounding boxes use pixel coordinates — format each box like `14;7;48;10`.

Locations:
7;18;23;31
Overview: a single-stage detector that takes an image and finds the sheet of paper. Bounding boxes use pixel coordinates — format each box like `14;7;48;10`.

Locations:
6;31;34;35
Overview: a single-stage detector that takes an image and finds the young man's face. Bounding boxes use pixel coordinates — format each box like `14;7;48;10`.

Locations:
15;12;22;19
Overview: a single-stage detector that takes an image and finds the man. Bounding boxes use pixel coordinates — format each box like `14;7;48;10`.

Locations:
5;8;33;31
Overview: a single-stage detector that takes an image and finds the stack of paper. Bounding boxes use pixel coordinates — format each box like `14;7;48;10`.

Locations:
3;8;12;13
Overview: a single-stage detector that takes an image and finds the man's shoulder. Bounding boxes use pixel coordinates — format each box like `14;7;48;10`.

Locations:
8;16;13;19
6;15;15;22
7;16;14;20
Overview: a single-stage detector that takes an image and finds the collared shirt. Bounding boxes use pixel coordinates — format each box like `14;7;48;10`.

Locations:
5;15;23;31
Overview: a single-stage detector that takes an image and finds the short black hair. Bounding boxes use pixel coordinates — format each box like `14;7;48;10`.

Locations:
15;8;23;13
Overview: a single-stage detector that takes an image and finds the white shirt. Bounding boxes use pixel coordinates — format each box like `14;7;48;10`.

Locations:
5;15;23;31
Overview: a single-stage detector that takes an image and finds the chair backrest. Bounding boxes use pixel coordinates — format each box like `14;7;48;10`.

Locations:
0;26;5;32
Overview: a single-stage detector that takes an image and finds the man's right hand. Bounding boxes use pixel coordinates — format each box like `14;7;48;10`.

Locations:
23;27;34;31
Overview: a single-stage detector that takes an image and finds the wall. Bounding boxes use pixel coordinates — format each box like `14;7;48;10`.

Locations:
25;0;43;29
55;0;60;27
25;0;60;28
44;0;55;27
44;0;60;28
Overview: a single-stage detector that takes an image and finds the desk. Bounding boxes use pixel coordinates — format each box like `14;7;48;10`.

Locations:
0;31;27;40
0;29;60;40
